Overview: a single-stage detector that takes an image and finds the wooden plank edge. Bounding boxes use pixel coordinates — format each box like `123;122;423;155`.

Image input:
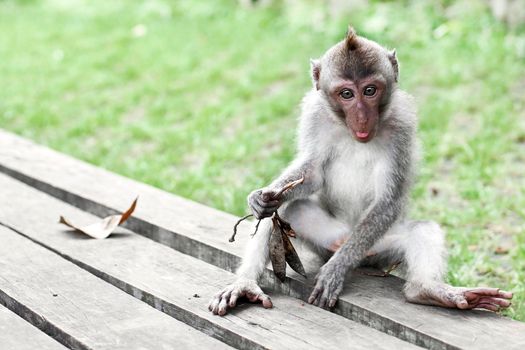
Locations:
0;304;66;350
0;162;454;350
0;175;426;350
0;222;277;350
0;288;89;350
0;223;237;350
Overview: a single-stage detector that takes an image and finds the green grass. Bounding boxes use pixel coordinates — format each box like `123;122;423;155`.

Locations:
1;0;524;320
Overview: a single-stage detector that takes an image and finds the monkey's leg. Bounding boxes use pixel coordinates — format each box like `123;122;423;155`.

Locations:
280;199;349;251
209;219;273;316
371;221;512;312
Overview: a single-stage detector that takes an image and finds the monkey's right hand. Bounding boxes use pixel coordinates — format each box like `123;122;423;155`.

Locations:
208;278;273;316
247;187;283;219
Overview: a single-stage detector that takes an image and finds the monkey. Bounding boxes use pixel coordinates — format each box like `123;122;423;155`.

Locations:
208;26;513;316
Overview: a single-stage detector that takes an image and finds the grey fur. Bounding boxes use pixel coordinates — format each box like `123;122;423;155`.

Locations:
212;28;512;315
247;30;417;308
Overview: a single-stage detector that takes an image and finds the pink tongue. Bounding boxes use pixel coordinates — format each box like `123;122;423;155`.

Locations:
356;131;369;138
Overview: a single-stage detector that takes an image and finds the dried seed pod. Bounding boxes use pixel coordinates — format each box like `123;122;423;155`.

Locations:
269;219;287;282
229;177;307;282
281;230;307;279
279;219;296;237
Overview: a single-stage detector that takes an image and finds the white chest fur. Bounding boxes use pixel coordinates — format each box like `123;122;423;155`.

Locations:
321;138;391;227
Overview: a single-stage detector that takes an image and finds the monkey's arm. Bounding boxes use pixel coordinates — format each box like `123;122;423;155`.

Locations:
210;154;322;315
309;134;412;308
248;155;323;219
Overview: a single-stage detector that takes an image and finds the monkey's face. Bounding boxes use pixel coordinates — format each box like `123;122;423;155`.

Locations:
329;76;386;143
311;27;398;143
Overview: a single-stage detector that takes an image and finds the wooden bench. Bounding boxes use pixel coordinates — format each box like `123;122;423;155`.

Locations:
0;129;524;349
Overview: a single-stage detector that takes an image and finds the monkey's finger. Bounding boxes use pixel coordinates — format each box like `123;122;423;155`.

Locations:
318;294;328;309
328;286;343;308
452;294;469;309
476;297;511;308
218;296;229;316
210;298;221;315
320;285;336;308
250;204;275;219
250;205;267;220
307;290;317;304
499;290;513;299
251;207;262;220
254;200;280;213
254;194;279;207
308;286;323;305
486;290;513;299
257;293;273;308
254;195;268;206
229;290;240;308
262;191;278;202
209;294;221;310
465;287;501;297
474;303;500;312
328;297;338;308
207;298;215;311
259;196;281;206
320;286;337;309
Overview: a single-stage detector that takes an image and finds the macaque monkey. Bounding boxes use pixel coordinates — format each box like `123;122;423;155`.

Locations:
209;27;512;315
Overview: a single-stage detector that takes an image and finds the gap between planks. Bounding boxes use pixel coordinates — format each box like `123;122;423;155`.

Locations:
0;224;234;350
0;304;66;350
0;174;420;350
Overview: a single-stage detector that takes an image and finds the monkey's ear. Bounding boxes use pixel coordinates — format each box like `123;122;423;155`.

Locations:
388;49;399;82
345;26;358;51
310;58;321;90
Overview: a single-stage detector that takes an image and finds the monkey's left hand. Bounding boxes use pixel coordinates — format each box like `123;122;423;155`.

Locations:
308;259;347;308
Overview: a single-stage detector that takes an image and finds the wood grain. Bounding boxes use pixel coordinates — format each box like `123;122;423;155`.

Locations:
0;225;232;350
0;304;66;350
1;129;524;349
0;174;420;350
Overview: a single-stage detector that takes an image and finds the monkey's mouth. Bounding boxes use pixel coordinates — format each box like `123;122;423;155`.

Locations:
355;131;371;142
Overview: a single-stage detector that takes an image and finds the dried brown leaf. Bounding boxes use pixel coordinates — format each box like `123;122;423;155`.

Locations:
59;197;138;239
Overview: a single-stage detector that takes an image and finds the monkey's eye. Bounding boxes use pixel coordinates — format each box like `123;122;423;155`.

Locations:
363;86;377;96
339;89;354;99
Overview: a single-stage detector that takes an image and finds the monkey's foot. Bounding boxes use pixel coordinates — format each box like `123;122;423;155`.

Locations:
405;283;512;312
208;278;272;316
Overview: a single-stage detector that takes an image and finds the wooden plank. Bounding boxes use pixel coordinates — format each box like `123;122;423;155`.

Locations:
0;224;232;350
0;304;66;350
0;173;420;350
0;129;524;349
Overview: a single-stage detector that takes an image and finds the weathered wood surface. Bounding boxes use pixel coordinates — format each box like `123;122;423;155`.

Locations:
0;304;66;350
0;174;420;350
0;224;234;350
1;130;524;350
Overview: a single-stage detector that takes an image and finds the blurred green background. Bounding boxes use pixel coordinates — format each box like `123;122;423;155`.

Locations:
1;0;524;320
